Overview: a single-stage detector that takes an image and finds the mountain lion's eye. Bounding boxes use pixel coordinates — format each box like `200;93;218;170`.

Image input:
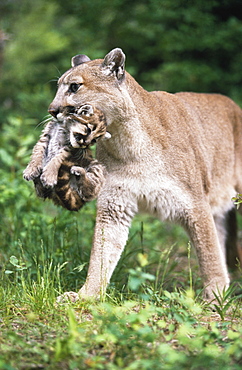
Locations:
69;83;82;93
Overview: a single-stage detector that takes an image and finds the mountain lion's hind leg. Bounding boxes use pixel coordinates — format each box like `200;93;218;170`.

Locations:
187;204;230;301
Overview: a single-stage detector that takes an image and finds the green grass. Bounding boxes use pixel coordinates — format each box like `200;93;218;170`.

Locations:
1;154;242;369
0;273;242;369
1;196;242;369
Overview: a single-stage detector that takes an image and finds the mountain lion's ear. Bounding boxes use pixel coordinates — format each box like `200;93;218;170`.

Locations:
101;48;125;81
71;54;91;67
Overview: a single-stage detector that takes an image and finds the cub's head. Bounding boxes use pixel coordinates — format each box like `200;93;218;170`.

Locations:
48;48;126;126
68;104;109;148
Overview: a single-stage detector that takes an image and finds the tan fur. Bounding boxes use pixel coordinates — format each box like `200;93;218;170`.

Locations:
48;48;242;301
24;106;107;211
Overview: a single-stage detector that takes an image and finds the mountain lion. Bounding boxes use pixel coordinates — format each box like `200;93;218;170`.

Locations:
47;48;242;302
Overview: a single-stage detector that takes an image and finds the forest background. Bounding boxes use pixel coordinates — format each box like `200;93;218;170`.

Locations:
1;0;242;369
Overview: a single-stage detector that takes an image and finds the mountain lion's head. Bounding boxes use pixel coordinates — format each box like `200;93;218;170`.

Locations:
49;48;127;126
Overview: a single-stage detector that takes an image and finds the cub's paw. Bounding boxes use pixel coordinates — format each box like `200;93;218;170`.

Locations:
23;165;42;181
77;104;94;117
71;166;86;177
40;170;57;188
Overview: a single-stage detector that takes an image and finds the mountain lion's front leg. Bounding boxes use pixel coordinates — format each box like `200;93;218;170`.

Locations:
79;197;137;298
56;191;137;303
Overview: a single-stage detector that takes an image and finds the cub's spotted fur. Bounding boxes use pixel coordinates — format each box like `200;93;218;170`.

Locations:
24;105;108;211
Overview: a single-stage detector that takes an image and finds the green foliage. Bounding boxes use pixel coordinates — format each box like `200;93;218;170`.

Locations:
1;277;242;369
1;0;242;125
212;284;242;321
1;1;242;368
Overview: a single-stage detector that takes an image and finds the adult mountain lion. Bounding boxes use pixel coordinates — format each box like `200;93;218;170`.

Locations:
48;48;242;302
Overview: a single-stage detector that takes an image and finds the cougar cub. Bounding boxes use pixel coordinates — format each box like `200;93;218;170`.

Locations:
24;105;109;211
